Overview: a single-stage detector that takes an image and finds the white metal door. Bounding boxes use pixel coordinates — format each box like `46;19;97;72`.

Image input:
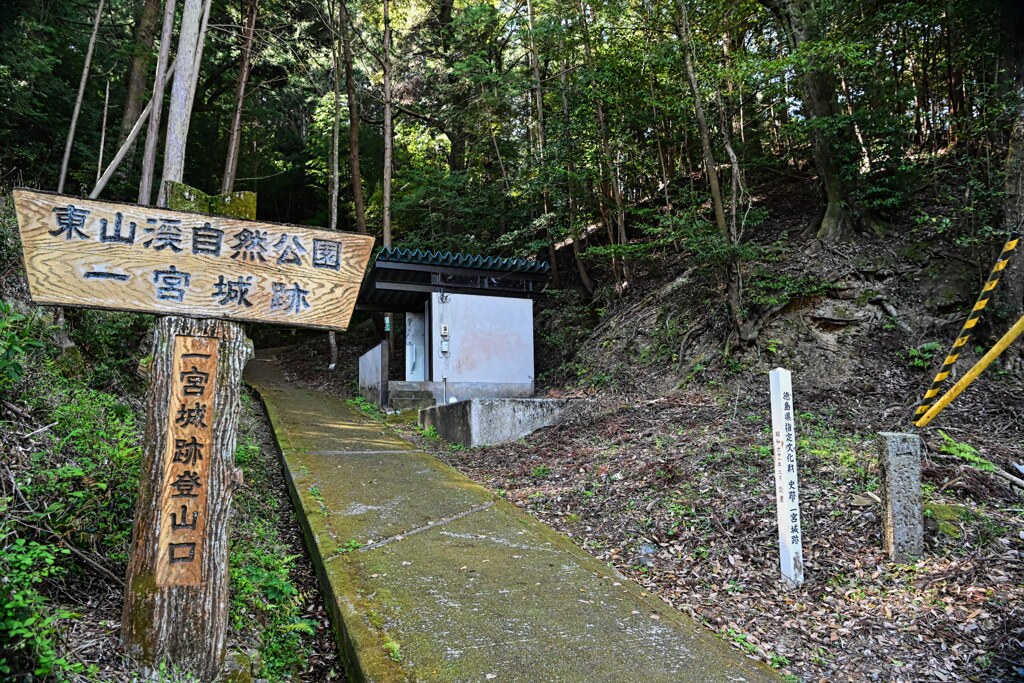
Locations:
405;312;426;381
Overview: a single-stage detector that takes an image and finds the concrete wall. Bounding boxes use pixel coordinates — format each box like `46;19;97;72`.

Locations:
429;293;534;386
419;398;576;447
390;380;533;405
358;343;383;405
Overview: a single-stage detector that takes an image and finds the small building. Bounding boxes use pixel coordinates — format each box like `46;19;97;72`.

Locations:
356;248;550;409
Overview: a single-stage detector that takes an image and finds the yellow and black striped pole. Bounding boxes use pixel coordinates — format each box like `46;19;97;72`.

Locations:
913;228;1020;420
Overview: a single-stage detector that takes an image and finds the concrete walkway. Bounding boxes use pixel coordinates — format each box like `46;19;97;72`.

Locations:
245;351;780;683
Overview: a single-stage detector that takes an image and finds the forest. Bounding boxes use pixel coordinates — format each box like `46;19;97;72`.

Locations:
2;0;1024;680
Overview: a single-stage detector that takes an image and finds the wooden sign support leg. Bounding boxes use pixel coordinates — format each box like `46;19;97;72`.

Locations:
122;186;254;681
122;317;250;679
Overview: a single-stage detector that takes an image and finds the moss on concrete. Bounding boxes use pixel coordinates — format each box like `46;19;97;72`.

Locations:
245;351;781;683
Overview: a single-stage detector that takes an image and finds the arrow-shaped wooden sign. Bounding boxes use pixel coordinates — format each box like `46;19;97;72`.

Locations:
13;189;374;331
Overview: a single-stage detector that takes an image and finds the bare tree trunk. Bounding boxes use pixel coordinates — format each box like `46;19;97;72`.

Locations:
758;0;856;243
718;88;752;341
120;0;161;145
96;80;110;184
559;37;594;294
526;0;560;287
221;0;260;194
676;1;727;241
58;0;104;194
328;0;342;370
676;0;741;336
157;0;206;205
340;0;367;234
94;57;177;201
997;83;1024;367
382;0;393;247
578;0;624;284
139;0;177;205
649;77;672;212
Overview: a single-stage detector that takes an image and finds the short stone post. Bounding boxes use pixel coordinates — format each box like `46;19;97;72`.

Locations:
877;433;924;562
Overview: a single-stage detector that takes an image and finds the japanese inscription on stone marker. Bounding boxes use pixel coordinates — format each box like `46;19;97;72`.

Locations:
156;335;217;587
12;189;374;331
769;367;804;588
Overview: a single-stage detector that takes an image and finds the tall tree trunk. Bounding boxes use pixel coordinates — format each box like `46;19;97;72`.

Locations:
328;0;342;370
578;0;625;284
526;0;560;287
58;0;104;194
649;76;673;212
121;316;249;682
757;0;856;243
97;80;110;184
120;0;161;145
139;0;177;204
675;1;727;241
340;0;366;234
676;0;741;336
382;0;393;247
221;0;259;194
559;36;594;294
157;0;208;205
997;82;1024;368
328;12;341;231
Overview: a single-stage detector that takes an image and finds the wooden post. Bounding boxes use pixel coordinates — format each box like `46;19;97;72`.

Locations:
769;368;804;588
13;187;371;679
121;185;255;680
12;187;371;679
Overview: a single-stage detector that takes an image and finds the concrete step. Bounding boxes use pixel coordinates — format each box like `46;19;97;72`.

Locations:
390;396;436;411
245;351;782;683
391;389;436;399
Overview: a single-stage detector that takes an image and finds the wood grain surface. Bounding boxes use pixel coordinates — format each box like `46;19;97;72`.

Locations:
155;335;217;587
14;189;374;331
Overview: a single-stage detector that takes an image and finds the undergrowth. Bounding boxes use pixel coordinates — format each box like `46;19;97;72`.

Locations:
1;298;321;680
1;303;143;680
229;395;318;679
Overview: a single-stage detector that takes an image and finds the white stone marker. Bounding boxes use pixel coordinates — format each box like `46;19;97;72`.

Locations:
769;368;804;588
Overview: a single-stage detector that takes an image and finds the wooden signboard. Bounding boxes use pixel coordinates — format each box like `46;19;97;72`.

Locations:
156;335;218;587
13;189;374;331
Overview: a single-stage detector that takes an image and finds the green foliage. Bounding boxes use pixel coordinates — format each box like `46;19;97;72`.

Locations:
938;431;995;472
235;437;261;467
0;300;44;387
18;376;142;564
230;408;317;679
67;309;153;391
536;289;597;382
347;396;384;421
531;465;552;478
383;636;402;662
340;538;365;553
746;273;839;308
0;506;93;680
901;342;941;369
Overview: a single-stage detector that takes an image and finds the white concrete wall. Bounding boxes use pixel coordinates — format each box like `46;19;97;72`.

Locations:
358;343;383;403
429;293;534;386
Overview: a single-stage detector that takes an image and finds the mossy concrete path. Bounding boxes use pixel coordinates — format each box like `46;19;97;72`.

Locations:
245;351;781;683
